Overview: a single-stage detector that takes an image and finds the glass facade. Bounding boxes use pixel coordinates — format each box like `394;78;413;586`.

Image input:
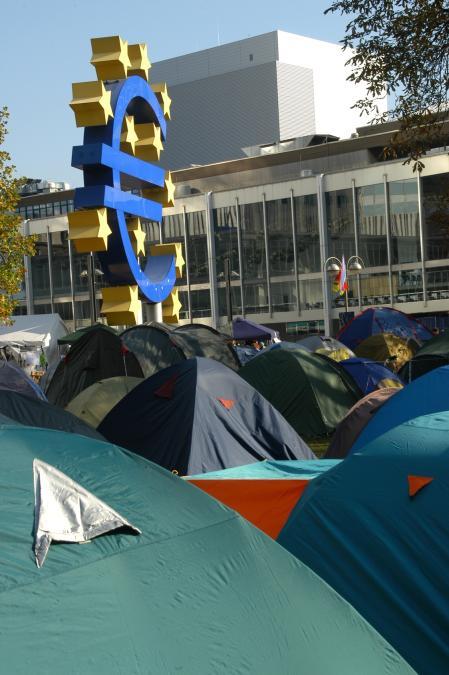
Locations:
389;179;420;264
18;199;74;221
422;173;449;260
16;157;449;335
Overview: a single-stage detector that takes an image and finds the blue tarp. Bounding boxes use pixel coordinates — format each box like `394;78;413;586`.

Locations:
338;307;431;350
351;365;449;453
339;357;403;395
99;357;315;475
278;410;449;674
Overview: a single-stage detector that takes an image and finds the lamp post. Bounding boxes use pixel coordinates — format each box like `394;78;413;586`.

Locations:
324;255;365;314
80;256;104;324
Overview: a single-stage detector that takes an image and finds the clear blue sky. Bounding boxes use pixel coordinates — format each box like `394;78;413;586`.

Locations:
1;0;349;187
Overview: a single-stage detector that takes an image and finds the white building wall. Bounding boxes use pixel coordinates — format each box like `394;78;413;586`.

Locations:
277;31;388;139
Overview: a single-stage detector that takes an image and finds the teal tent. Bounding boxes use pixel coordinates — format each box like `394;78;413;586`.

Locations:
0;422;412;674
279;410;449;674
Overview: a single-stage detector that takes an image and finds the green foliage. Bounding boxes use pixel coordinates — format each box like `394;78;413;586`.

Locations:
0;107;35;324
326;0;449;170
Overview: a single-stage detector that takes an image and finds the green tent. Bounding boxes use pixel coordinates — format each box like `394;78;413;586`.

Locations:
240;348;360;439
0;422;412;674
57;322;117;345
400;332;449;381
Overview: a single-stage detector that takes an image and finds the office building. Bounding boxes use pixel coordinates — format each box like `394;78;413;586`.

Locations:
16;118;449;336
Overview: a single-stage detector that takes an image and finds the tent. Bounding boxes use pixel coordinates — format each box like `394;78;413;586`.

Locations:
0;314;67;373
187;459;339;538
354;333;416;371
232;317;279;341
350;365;449;454
46;325;143;408
338;357;403;395
66;376;143;428
278;410;449;674
324;388;399;459
0;360;46;400
337;306;432;350
296;335;354;361
233;344;258;365
57;322;117;345
99;357;315;475
122;322;239;378
0;390;104;440
0;422;412;674
400;332;449;382
239;348;360;439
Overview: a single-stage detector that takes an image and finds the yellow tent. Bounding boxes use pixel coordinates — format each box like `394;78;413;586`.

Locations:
354;333;417;371
66;376;143;428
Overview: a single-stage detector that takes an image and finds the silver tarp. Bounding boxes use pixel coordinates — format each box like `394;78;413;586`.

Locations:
33;459;140;567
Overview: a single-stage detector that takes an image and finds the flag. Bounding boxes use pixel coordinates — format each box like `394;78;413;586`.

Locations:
339;256;348;295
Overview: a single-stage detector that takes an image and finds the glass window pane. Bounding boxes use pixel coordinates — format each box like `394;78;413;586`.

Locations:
422;173;449;260
326;188;356;260
213;205;239;278
295;194;320;273
239;202;268;313
266;198;294;277
389;179;420;264
356;184;388;267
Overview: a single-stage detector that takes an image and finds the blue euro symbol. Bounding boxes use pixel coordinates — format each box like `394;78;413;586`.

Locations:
71;76;175;303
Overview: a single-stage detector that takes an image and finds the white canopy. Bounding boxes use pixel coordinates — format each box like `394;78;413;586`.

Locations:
0;314;68;370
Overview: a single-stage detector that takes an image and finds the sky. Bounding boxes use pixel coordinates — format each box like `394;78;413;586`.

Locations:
0;0;350;187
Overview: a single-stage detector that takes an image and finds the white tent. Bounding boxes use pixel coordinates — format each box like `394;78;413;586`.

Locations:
0;314;68;373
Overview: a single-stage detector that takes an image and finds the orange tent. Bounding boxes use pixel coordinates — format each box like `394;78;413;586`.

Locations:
187;460;338;538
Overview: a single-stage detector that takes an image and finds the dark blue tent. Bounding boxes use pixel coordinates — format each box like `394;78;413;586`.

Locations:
278;410;449;674
339;357;403;395
0;390;104;440
99;357;315;475
337;307;431;350
350;365;449;454
0;360;46;400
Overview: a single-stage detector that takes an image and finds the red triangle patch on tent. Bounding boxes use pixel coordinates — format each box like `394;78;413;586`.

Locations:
408;475;434;498
154;375;178;399
218;398;234;410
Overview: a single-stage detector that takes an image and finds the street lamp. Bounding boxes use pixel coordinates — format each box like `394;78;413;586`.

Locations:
324;255;365;314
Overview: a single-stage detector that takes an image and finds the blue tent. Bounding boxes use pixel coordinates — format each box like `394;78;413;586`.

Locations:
278;410;449;674
99;357;315;475
189;459;340;479
337;307;431;350
351;365;449;454
339;357;403;395
0;360;46;400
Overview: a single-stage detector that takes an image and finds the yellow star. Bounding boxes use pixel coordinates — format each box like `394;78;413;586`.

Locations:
101;285;142;326
152;82;172;120
134;123;164;161
163;287;182;324
91;35;131;81
142;172;175;208
127;217;146;256
128;43;151;80
150;242;184;279
120;115;139;155
68;208;112;253
70;81;113;127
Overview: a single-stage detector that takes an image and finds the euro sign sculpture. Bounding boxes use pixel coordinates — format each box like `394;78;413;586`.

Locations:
69;36;183;325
